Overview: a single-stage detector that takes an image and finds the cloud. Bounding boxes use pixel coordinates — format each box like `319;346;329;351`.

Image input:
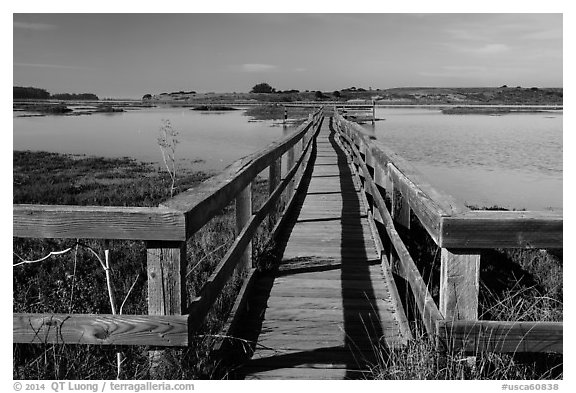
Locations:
522;29;563;41
294;67;306;72
470;44;510;54
447;43;510;56
14;63;84;70
14;21;56;31
419;65;488;78
240;63;277;72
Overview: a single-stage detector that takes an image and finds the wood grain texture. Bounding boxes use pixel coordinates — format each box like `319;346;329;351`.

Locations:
439;248;480;321
235;185;252;270
13;313;188;346
188;118;321;332
334;119;443;336
436;320;563;354
440;211;563;248
13;205;185;241
146;241;187;316
232;117;409;380
268;157;282;228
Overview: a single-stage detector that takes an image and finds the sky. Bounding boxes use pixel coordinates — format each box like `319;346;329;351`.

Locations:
12;13;562;98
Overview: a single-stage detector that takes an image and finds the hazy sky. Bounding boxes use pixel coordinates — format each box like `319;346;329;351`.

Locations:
13;13;562;98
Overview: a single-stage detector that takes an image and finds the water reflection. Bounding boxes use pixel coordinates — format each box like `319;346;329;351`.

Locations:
13;107;294;173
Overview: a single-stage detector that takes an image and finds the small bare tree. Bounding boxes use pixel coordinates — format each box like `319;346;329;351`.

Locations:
157;119;179;197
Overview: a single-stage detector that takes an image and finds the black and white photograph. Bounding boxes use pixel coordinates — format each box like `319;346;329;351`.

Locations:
9;4;566;386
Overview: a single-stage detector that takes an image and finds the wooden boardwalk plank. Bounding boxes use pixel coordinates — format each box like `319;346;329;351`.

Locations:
230;117;408;379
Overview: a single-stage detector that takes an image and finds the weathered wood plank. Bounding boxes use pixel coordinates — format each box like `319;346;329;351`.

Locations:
387;164;444;243
146;240;187;374
440;211;563;248
13;313;188;346
436;320;563;354
237;117;408;379
188;122;320;331
334;113;470;244
334;127;443;335
243;367;369;380
235;185;252;270
13;205;185;241
439;248;480;321
391;171;411;229
146;241;187;316
268;157;282;228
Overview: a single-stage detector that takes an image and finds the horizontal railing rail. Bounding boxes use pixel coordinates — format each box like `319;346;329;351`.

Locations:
13;108;324;350
333;109;562;354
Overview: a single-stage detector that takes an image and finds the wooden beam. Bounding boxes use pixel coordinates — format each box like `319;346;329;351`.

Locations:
269;157;282;228
436;320;563;354
146;241;187;374
146;241;187;316
387;164;445;244
13;313;188;347
187;124;319;331
13;205;185;241
334;124;442;336
439;248;480;321
440;211;563;249
335;114;466;244
354;124;467;216
390;172;411;230
236;185;252;271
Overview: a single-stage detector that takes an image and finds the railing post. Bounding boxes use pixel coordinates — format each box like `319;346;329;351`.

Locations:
440;248;481;321
391;174;411;230
286;145;295;197
269;158;282;228
146;240;187;378
236;184;252;270
373;163;386;226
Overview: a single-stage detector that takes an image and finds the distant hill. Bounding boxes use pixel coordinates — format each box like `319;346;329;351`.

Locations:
142;86;562;106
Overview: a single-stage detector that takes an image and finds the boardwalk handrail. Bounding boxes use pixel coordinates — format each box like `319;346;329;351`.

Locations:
333;110;562;353
13;108;324;348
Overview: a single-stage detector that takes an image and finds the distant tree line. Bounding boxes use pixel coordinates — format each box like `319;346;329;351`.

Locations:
13;86;50;100
14;86;99;100
51;93;99;100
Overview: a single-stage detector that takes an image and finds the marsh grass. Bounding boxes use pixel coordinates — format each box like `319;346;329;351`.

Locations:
370;209;563;380
243;104;314;122
13;152;280;379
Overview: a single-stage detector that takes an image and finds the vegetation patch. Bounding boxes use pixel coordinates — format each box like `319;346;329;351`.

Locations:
13;103;73;114
243;104;314;121
13;150;279;379
375;209;563;380
191;105;238;111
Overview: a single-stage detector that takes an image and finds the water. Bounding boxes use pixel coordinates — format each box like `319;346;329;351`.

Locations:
13;106;562;211
361;107;562;211
13;106;295;173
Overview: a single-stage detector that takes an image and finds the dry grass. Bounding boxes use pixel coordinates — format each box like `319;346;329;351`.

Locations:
13;152;280;379
368;212;563;380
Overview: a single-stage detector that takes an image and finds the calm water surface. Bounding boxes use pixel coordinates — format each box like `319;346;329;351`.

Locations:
13;106;562;211
362;108;562;211
13;107;295;173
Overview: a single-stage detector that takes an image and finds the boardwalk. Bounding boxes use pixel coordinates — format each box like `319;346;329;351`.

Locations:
231;118;409;379
13;111;563;378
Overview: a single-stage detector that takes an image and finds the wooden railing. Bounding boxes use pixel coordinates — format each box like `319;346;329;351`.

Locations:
332;110;562;354
13;108;324;348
